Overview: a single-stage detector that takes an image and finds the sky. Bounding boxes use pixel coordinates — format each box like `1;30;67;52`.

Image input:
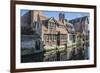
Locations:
21;10;29;16
21;9;89;20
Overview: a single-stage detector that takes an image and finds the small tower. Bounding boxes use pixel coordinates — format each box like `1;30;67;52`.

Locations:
32;10;41;22
31;10;41;31
59;12;65;23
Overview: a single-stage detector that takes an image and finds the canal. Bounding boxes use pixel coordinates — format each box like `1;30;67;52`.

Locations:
21;42;89;63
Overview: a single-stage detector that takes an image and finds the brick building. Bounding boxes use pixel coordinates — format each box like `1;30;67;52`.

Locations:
21;10;89;54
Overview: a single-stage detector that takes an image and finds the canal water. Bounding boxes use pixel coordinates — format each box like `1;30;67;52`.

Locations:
21;44;89;63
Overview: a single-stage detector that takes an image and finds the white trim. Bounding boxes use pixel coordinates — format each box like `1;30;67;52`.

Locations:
16;4;94;69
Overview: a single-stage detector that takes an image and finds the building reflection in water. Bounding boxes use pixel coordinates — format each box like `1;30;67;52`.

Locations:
21;42;89;63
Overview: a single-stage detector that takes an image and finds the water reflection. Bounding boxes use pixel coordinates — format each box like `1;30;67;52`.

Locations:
21;43;89;63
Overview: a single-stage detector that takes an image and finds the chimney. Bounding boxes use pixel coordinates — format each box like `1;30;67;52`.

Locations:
59;12;65;23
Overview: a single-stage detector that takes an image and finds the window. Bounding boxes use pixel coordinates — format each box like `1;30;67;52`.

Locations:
69;34;76;42
47;35;50;41
48;22;56;34
59;25;64;28
44;34;47;41
35;40;40;50
37;22;39;28
60;34;62;40
60;34;64;40
73;35;76;42
49;22;56;29
69;34;73;41
63;35;65;40
54;34;57;40
52;34;55;41
34;22;38;30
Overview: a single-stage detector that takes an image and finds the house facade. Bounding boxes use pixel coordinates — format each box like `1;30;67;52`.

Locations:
69;16;89;42
21;10;89;55
21;11;44;54
21;11;69;54
65;21;76;44
31;11;68;47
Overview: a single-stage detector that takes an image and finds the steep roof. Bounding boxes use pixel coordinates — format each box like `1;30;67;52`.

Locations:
39;15;68;34
69;16;89;24
69;16;89;32
55;20;66;26
39;15;48;21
